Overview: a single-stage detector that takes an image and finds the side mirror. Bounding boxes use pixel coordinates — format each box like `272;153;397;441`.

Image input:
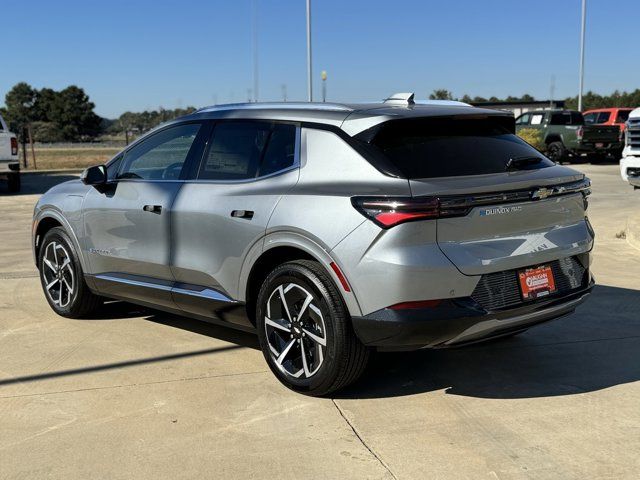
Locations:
81;165;107;186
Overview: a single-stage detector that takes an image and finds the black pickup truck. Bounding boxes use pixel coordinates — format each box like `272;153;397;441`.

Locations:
515;110;622;162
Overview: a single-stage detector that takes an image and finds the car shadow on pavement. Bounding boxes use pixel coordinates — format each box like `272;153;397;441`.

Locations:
82;299;260;350
337;284;640;400
0;173;79;196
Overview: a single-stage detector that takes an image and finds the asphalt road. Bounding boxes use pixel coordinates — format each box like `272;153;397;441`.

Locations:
1;165;639;479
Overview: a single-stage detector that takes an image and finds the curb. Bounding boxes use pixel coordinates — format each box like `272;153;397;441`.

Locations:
626;215;640;252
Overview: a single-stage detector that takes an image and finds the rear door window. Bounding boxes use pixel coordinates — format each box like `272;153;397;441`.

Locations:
198;122;297;181
367;117;554;179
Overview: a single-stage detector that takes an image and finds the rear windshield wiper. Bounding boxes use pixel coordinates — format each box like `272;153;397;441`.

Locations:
505;156;542;171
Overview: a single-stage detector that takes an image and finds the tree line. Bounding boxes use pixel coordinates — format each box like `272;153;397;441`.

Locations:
0;82;195;144
429;88;640;110
2;81;639;145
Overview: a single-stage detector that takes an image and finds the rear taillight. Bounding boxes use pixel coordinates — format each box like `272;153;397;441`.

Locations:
10;137;18;156
351;196;468;229
576;126;584;140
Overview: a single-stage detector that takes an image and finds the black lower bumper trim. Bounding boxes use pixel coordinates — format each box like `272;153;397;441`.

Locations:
352;280;594;349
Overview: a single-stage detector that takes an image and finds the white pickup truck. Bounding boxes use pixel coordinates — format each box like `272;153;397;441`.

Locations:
0;112;20;192
620;107;640;189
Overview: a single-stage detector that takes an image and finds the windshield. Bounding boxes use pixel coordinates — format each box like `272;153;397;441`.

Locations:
367;117;554;179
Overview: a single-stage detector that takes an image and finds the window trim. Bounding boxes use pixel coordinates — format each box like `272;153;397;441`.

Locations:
191;120;301;184
114;120;207;183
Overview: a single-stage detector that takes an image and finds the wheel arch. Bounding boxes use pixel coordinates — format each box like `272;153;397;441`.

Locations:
240;233;363;326
545;134;563;145
33;210;86;271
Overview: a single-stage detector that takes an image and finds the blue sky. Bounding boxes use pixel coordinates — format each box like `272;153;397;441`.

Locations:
2;0;637;118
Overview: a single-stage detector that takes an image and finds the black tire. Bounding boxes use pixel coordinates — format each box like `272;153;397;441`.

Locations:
7;173;20;193
256;260;370;396
38;227;103;318
546;141;566;163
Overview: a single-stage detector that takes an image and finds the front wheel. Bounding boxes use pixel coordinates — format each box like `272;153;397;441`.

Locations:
256;260;369;396
38;227;103;318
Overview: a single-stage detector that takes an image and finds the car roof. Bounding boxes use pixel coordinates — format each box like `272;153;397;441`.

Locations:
583;107;634;112
178;99;512;136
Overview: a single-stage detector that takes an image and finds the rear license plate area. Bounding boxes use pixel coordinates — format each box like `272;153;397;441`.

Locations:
518;264;556;300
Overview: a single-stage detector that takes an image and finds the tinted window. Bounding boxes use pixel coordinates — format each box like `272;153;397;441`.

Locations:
119;123;201;180
259;124;296;176
550;112;584;125
106;154;123;180
583;112;598;124
369;117;554;179
597;111;612;123
616;110;631;123
199;122;297;180
515;114;530;125
199;122;270;180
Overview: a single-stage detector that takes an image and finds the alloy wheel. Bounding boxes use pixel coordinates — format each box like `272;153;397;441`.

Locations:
41;241;75;308
264;283;327;379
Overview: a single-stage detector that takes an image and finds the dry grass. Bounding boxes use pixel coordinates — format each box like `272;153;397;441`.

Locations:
24;147;122;170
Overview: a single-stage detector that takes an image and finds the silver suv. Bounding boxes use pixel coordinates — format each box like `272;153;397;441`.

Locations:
33;93;594;395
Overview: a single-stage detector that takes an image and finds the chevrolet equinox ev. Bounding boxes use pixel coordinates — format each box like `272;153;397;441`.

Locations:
33;93;595;395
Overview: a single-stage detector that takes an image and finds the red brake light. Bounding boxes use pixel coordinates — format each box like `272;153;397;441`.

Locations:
577;126;584;140
10;137;18;156
351;196;466;228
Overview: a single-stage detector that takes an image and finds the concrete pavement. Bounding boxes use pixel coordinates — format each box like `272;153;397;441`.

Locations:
1;165;639;479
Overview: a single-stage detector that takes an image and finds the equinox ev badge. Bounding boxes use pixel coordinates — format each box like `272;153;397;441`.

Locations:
480;205;523;216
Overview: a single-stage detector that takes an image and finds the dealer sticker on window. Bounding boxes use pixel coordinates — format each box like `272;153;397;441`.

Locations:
518;265;556;300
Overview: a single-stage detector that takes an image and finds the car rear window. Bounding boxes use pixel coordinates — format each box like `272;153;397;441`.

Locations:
367;117;554;179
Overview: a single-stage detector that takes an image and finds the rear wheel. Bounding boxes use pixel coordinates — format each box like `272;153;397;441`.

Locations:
7;173;20;193
256;260;369;396
38;227;103;318
546;141;566;163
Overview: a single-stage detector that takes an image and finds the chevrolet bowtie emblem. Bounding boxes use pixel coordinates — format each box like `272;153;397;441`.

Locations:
531;187;552;200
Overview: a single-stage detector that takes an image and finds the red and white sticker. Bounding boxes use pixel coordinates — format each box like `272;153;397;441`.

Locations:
519;265;556;300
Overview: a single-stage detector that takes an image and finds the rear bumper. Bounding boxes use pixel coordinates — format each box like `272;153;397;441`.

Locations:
0;161;20;176
352;278;594;349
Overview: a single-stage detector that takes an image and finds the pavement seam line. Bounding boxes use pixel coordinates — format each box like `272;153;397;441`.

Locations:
0;370;269;399
332;399;399;480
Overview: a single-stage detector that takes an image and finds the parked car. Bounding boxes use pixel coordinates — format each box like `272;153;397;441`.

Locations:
32;94;594;395
620;107;640;188
583;107;633;135
515;109;622;162
0;113;20;192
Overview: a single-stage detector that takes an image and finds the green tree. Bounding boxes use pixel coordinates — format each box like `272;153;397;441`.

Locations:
47;86;102;141
3;82;38;139
429;89;454;100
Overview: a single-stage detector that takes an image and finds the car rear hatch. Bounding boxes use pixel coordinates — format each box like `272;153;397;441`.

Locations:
362;114;593;276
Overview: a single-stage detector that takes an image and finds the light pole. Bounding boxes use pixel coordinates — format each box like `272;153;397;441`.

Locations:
306;0;313;102
252;0;259;102
578;0;586;111
321;70;327;102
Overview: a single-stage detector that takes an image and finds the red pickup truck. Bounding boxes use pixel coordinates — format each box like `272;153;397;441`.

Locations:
583;108;633;158
583;107;633;133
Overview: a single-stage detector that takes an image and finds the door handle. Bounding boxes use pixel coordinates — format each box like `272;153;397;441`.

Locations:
143;205;162;214
231;210;254;220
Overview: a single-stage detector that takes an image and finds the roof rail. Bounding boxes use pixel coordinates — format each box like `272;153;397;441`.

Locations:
196;102;353;113
383;92;415;105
